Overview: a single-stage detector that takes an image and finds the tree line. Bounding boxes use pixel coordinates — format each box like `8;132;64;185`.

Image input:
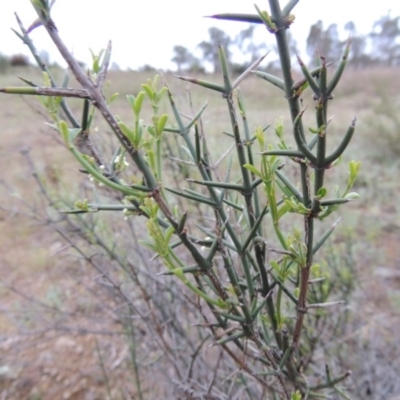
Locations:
172;13;400;73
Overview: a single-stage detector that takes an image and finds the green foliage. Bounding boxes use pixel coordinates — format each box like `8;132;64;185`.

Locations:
1;1;363;398
171;45;200;73
197;27;233;73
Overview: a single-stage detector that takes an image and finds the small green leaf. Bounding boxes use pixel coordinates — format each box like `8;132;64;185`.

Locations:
296;202;311;215
147;149;156;171
254;126;265;147
109;92;119;103
344;192;359;200
92;56;100;73
75;199;89;211
284;198;297;212
254;4;277;32
243;164;262;177
133;91;145;117
81;154;96;166
147;125;156;136
68;128;81;142
118;121;135;143
216;298;230;309
270;260;280;273
277;202;291;219
157;114;168;134
156;87;168;102
349;160;361;178
126;94;135;108
274;117;284;138
165;226;175;243
58;120;70;143
317;187;327;199
142;84;154;101
291;390;302;400
173;268;184;279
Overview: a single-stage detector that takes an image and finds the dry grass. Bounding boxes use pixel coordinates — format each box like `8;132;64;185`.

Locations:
0;66;400;398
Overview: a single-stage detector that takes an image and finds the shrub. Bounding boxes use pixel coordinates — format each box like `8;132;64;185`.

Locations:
1;1;361;398
9;53;30;67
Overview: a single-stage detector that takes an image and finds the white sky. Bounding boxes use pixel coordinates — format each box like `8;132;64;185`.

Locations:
0;1;398;70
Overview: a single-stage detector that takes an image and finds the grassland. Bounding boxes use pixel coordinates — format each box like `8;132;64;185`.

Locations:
0;66;400;399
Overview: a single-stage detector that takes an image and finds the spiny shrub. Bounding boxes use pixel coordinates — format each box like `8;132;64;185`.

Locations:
1;0;361;398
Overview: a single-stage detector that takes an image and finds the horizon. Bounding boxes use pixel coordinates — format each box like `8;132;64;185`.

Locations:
0;1;398;70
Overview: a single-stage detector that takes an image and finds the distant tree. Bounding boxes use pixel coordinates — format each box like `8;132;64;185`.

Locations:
138;64;157;73
344;21;369;68
186;59;206;74
235;26;267;61
263;30;298;72
171;45;197;73
370;13;400;66
232;25;296;74
306;21;342;64
234;25;268;71
235;25;256;50
306;20;324;61
10;54;29;67
198;27;232;73
325;24;342;60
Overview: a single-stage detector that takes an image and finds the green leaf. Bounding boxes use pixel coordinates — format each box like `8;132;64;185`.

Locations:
156;87;168;103
133;91;145;117
68;128;81;142
317;187;327;199
147;149;156;171
243;164;262;178
75;198;89;211
58;120;70;143
274;117;284;138
254;4;277;32
216;298;230;309
92;55;100;73
291;390;302;400
271;260;280;274
157;114;168;135
142;84;154;101
349;160;361;178
126;94;135;108
344;192;359;200
165;225;175;243
147;125;156;136
277;202;291;219
109;92;119;103
118;121;135;143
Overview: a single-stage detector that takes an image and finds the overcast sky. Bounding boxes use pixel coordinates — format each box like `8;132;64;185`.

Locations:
0;1;398;70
